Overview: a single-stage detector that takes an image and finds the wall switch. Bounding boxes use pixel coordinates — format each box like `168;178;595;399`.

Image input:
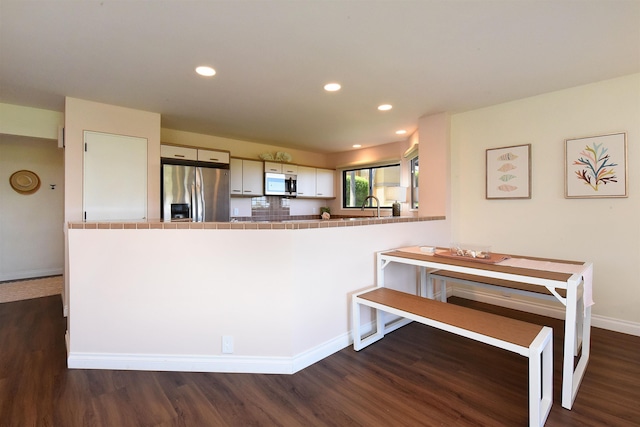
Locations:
233;208;239;216
222;335;234;354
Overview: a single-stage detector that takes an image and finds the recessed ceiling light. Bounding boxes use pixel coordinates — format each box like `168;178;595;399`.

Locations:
324;83;341;92
377;104;392;111
195;66;216;77
396;130;407;135
352;144;362;148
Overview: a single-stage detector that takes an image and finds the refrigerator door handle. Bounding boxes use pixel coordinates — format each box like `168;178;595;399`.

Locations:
194;168;203;222
190;183;195;221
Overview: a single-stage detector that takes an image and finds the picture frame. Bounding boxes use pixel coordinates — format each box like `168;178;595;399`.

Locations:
565;132;627;198
486;144;531;199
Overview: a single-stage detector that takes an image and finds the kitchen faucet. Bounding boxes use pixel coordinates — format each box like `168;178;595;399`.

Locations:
361;195;380;218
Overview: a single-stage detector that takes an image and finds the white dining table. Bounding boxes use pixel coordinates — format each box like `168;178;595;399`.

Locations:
376;246;593;410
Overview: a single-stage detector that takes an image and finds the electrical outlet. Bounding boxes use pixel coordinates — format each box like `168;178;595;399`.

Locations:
222;335;234;354
312;207;317;214
233;208;239;216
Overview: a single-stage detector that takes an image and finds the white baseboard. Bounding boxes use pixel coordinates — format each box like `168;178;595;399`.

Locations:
66;318;414;374
68;329;356;374
67;352;296;374
0;268;63;283
452;288;640;337
292;331;351;373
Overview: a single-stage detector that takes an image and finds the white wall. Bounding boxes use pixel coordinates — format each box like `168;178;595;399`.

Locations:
418;112;450;217
0;134;64;281
67;220;451;373
0;104;65;281
64;97;162;222
0;103;63;140
63;97;162;316
450;73;640;328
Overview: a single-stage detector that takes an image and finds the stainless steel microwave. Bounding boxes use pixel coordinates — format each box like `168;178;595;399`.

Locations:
265;172;297;197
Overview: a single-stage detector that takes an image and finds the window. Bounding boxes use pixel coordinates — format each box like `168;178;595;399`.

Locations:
410;156;419;209
342;164;401;208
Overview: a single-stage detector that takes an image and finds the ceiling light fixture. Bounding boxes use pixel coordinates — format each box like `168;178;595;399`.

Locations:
395;130;407;135
195;66;216;77
377;104;392;111
352;144;362;148
324;83;341;92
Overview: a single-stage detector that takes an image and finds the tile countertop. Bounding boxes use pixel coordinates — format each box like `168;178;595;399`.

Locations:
68;216;445;230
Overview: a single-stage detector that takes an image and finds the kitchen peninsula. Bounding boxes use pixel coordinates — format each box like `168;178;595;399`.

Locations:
66;216;449;374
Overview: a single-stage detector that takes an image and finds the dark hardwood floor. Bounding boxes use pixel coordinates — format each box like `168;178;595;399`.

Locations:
1;295;639;427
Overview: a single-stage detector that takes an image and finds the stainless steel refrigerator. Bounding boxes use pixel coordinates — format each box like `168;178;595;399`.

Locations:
161;160;230;222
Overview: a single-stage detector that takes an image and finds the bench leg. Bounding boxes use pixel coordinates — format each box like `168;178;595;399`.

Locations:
352;296;385;351
529;326;553;426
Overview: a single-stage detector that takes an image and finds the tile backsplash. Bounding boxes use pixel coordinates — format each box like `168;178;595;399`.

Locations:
250;196;291;221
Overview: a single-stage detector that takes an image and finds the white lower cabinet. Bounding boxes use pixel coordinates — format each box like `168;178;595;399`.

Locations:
231;158;264;196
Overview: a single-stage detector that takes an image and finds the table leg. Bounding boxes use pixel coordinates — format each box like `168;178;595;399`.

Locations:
439;278;447;302
562;281;591;410
420;267;433;299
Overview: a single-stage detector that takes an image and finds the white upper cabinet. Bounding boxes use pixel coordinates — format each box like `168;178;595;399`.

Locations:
264;162;298;174
197;149;230;164
160;145;197;160
264;162;281;173
297;166;335;198
315;168;335;198
231;158;264;196
282;164;298;174
230;158;244;195
296;166;316;198
161;145;229;164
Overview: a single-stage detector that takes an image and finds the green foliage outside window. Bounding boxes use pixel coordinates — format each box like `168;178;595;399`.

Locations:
345;175;370;207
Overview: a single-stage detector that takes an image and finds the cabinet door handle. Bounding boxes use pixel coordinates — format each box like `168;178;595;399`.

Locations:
175;154;185;158
209;158;219;161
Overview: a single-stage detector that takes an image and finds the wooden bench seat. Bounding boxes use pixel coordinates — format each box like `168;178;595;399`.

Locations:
428;269;567;300
427;269;583;355
352;287;553;427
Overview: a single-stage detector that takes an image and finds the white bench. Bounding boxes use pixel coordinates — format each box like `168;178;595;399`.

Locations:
428;269;583;354
352;287;553;427
427;269;569;302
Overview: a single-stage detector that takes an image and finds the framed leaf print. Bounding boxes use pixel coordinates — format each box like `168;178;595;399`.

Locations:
486;144;531;199
565;132;627;198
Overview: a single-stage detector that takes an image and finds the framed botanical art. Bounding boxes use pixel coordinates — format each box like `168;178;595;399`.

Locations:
486;144;531;199
565;132;627;198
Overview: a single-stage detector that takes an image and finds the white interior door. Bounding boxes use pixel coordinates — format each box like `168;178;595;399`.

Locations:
83;131;147;221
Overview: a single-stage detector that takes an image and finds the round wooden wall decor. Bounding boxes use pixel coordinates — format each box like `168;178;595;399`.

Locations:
9;170;41;195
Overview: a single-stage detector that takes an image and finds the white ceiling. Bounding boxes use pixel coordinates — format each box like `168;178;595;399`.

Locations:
1;1;639;153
